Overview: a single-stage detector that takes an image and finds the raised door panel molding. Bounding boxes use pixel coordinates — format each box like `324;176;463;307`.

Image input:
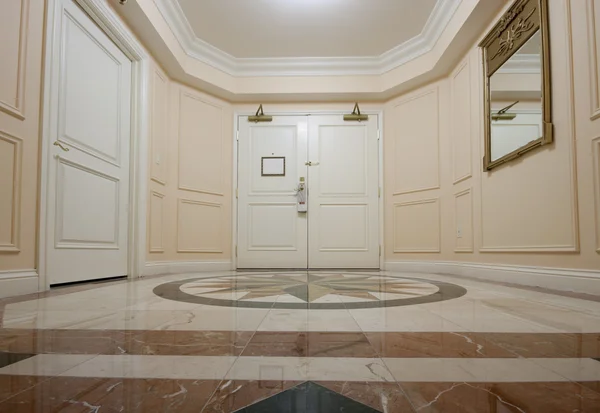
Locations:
588;0;600;120
451;59;473;184
0;0;28;119
177;198;223;253
178;90;224;196
393;198;441;253
392;88;440;195
594;137;600;252
151;69;168;185
0;131;22;252
454;188;474;253
149;191;165;253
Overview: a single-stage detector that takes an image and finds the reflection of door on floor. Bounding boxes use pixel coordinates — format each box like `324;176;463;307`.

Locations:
237;114;380;269
45;0;133;285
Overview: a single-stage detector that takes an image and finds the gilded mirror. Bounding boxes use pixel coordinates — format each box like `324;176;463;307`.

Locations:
480;0;552;171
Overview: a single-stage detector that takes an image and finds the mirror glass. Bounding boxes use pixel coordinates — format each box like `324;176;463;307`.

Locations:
489;30;542;162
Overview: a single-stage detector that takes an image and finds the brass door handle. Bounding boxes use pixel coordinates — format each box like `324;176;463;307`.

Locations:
305;161;319;166
53;141;70;152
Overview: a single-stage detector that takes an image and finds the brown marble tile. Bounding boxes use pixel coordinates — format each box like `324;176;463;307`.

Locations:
202;379;304;413
400;381;600;413
484;332;600;358
124;330;254;356
365;332;516;358
0;329;253;356
0;376;49;404
0;376;222;413
317;381;416;412
242;332;378;357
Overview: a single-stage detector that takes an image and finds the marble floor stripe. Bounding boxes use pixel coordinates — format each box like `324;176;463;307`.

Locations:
0;376;598;413
2;329;599;359
3;354;600;383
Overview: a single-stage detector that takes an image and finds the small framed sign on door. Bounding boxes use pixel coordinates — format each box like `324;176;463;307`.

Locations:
261;156;285;176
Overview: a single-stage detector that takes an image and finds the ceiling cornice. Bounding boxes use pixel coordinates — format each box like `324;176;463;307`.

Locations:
154;0;462;77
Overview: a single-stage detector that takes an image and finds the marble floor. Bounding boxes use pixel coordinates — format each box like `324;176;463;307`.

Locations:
1;270;600;412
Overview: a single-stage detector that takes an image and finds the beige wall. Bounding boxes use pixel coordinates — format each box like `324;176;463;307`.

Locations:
147;62;234;263
0;0;45;274
384;0;600;271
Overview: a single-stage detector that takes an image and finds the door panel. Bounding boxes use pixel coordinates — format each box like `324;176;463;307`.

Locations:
46;0;131;284
237;117;308;268
307;116;380;268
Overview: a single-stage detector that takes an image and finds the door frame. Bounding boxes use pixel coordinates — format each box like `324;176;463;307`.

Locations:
39;0;151;290
232;109;385;270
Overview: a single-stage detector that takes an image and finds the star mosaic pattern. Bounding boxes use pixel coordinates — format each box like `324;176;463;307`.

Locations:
180;273;439;304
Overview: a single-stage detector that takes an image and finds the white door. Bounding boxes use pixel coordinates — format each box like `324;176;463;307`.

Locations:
237;114;380;269
307;115;380;268
237;116;308;268
45;0;132;284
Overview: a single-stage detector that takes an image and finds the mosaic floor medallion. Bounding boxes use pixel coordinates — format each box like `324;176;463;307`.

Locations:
153;273;467;309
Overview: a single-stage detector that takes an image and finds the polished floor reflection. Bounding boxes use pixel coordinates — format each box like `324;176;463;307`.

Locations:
0;271;599;412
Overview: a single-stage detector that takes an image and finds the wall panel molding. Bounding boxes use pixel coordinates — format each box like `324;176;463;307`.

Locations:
150;68;169;186
0;0;29;120
177;90;224;196
588;0;600;120
0;131;22;252
177;198;223;253
594;136;600;252
393;198;440;253
450;59;472;185
392;88;441;196
454;187;473;253
149;190;165;253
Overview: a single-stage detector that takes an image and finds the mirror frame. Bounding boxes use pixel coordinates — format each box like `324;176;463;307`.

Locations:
479;0;553;171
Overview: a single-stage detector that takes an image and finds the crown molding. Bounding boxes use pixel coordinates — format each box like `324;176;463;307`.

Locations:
496;54;541;74
154;0;461;77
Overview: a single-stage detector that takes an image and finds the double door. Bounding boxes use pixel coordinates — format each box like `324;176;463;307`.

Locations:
237;115;380;269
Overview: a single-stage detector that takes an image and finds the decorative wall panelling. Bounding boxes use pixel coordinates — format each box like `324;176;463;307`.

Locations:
177;90;224;196
149;190;165;253
454;188;473;253
450;59;472;185
393;198;441;253
588;0;600;120
0;131;22;252
391;88;440;196
0;0;44;277
177;198;223;253
0;0;29;120
150;68;169;185
594;137;600;252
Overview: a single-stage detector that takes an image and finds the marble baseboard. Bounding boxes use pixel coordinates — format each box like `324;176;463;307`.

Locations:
143;261;233;277
385;261;600;295
0;271;39;299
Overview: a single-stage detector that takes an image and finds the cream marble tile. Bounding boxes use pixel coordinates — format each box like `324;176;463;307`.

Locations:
2;309;120;329
59;355;237;380
154;307;270;331
383;358;567;382
0;354;97;377
307;357;395;382
533;358;600;381
225;356;308;381
258;309;361;332
349;307;465;332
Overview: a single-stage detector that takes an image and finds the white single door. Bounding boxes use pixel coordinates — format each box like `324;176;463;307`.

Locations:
46;0;132;284
307;115;380;268
237;116;308;268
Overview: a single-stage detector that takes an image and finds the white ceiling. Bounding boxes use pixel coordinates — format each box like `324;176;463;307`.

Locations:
176;0;438;59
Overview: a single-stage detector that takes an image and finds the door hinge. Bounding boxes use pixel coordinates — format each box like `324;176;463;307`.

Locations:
236;188;238;198
377;129;381;141
235;246;238;257
378;187;381;198
236;131;239;141
379;245;382;256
